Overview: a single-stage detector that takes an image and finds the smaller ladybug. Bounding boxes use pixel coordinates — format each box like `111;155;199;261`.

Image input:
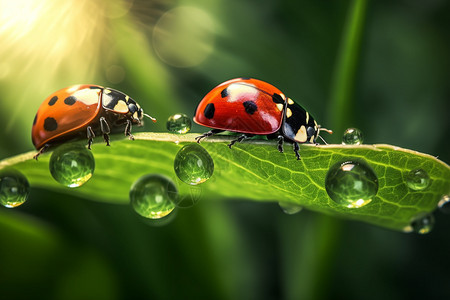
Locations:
32;85;156;159
194;78;332;160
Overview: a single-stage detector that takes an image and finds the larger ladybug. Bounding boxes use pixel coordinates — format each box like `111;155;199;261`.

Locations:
32;84;156;158
194;78;332;160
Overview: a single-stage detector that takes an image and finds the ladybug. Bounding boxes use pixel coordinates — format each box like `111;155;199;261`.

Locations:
194;78;332;160
32;84;156;159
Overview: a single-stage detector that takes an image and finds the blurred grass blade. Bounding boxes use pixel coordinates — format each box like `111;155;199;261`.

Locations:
327;0;369;137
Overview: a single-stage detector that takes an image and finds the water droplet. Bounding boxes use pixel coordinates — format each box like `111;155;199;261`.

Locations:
325;160;378;208
174;144;214;185
141;209;178;227
342;128;364;145
438;195;450;214
49;144;95;187
0;169;30;208
410;213;434;234
279;202;303;214
166;113;192;134
130;174;177;219
405;169;430;191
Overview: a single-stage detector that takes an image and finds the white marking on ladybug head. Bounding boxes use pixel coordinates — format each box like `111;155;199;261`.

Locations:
305;112;310;124
276;103;284;111
114;100;129;113
287;98;294;105
294;125;307;142
286;108;292;118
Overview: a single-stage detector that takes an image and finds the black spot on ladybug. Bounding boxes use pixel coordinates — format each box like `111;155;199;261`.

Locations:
272;93;284;104
43;117;58;131
204;103;215;119
64;96;77;105
240;77;251;80
48;96;58;106
243;101;258;115
33;114;37;126
89;86;98;89
220;88;228;98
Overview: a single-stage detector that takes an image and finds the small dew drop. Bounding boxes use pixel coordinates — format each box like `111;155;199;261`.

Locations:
174;144;214;185
342;128;364;145
405;169;430;191
130;174;177;219
49;144;95;187
279;202;303;215
410;213;434;234
325;160;378;208
167;113;192;134
0;169;30;208
438;195;450;214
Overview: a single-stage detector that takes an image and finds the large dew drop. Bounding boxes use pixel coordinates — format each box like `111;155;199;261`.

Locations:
405;169;430;191
174;143;214;185
325;160;378;208
129;174;177;219
342;128;364;145
0;169;30;208
166;113;192;134
49;144;95;187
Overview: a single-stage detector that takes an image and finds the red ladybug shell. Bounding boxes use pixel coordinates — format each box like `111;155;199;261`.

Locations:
32;85;104;149
194;78;286;134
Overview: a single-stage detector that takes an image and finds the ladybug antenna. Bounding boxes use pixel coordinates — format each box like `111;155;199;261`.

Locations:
317;126;333;145
318;135;328;145
143;113;157;123
319;127;333;135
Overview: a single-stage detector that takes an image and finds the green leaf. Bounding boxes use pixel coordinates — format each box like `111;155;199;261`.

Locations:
1;133;449;231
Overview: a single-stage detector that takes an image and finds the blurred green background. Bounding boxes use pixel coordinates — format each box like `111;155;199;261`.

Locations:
0;0;449;299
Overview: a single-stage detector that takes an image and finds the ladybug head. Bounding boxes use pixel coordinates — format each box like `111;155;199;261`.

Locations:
127;100;156;125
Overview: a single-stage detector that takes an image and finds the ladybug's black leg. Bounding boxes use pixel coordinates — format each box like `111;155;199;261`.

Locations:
228;134;253;149
277;135;284;153
100;117;111;146
125;119;135;140
33;144;50;160
87;126;95;150
293;142;301;160
195;129;223;143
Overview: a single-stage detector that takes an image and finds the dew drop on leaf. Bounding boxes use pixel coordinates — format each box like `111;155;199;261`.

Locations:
325;160;378;208
0;169;30;208
410;213;434;234
166;113;192;134
342;128;364;145
438;195;450;214
174;143;214;185
129;174;177;219
49;144;95;188
405;169;430;191
278;202;303;214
